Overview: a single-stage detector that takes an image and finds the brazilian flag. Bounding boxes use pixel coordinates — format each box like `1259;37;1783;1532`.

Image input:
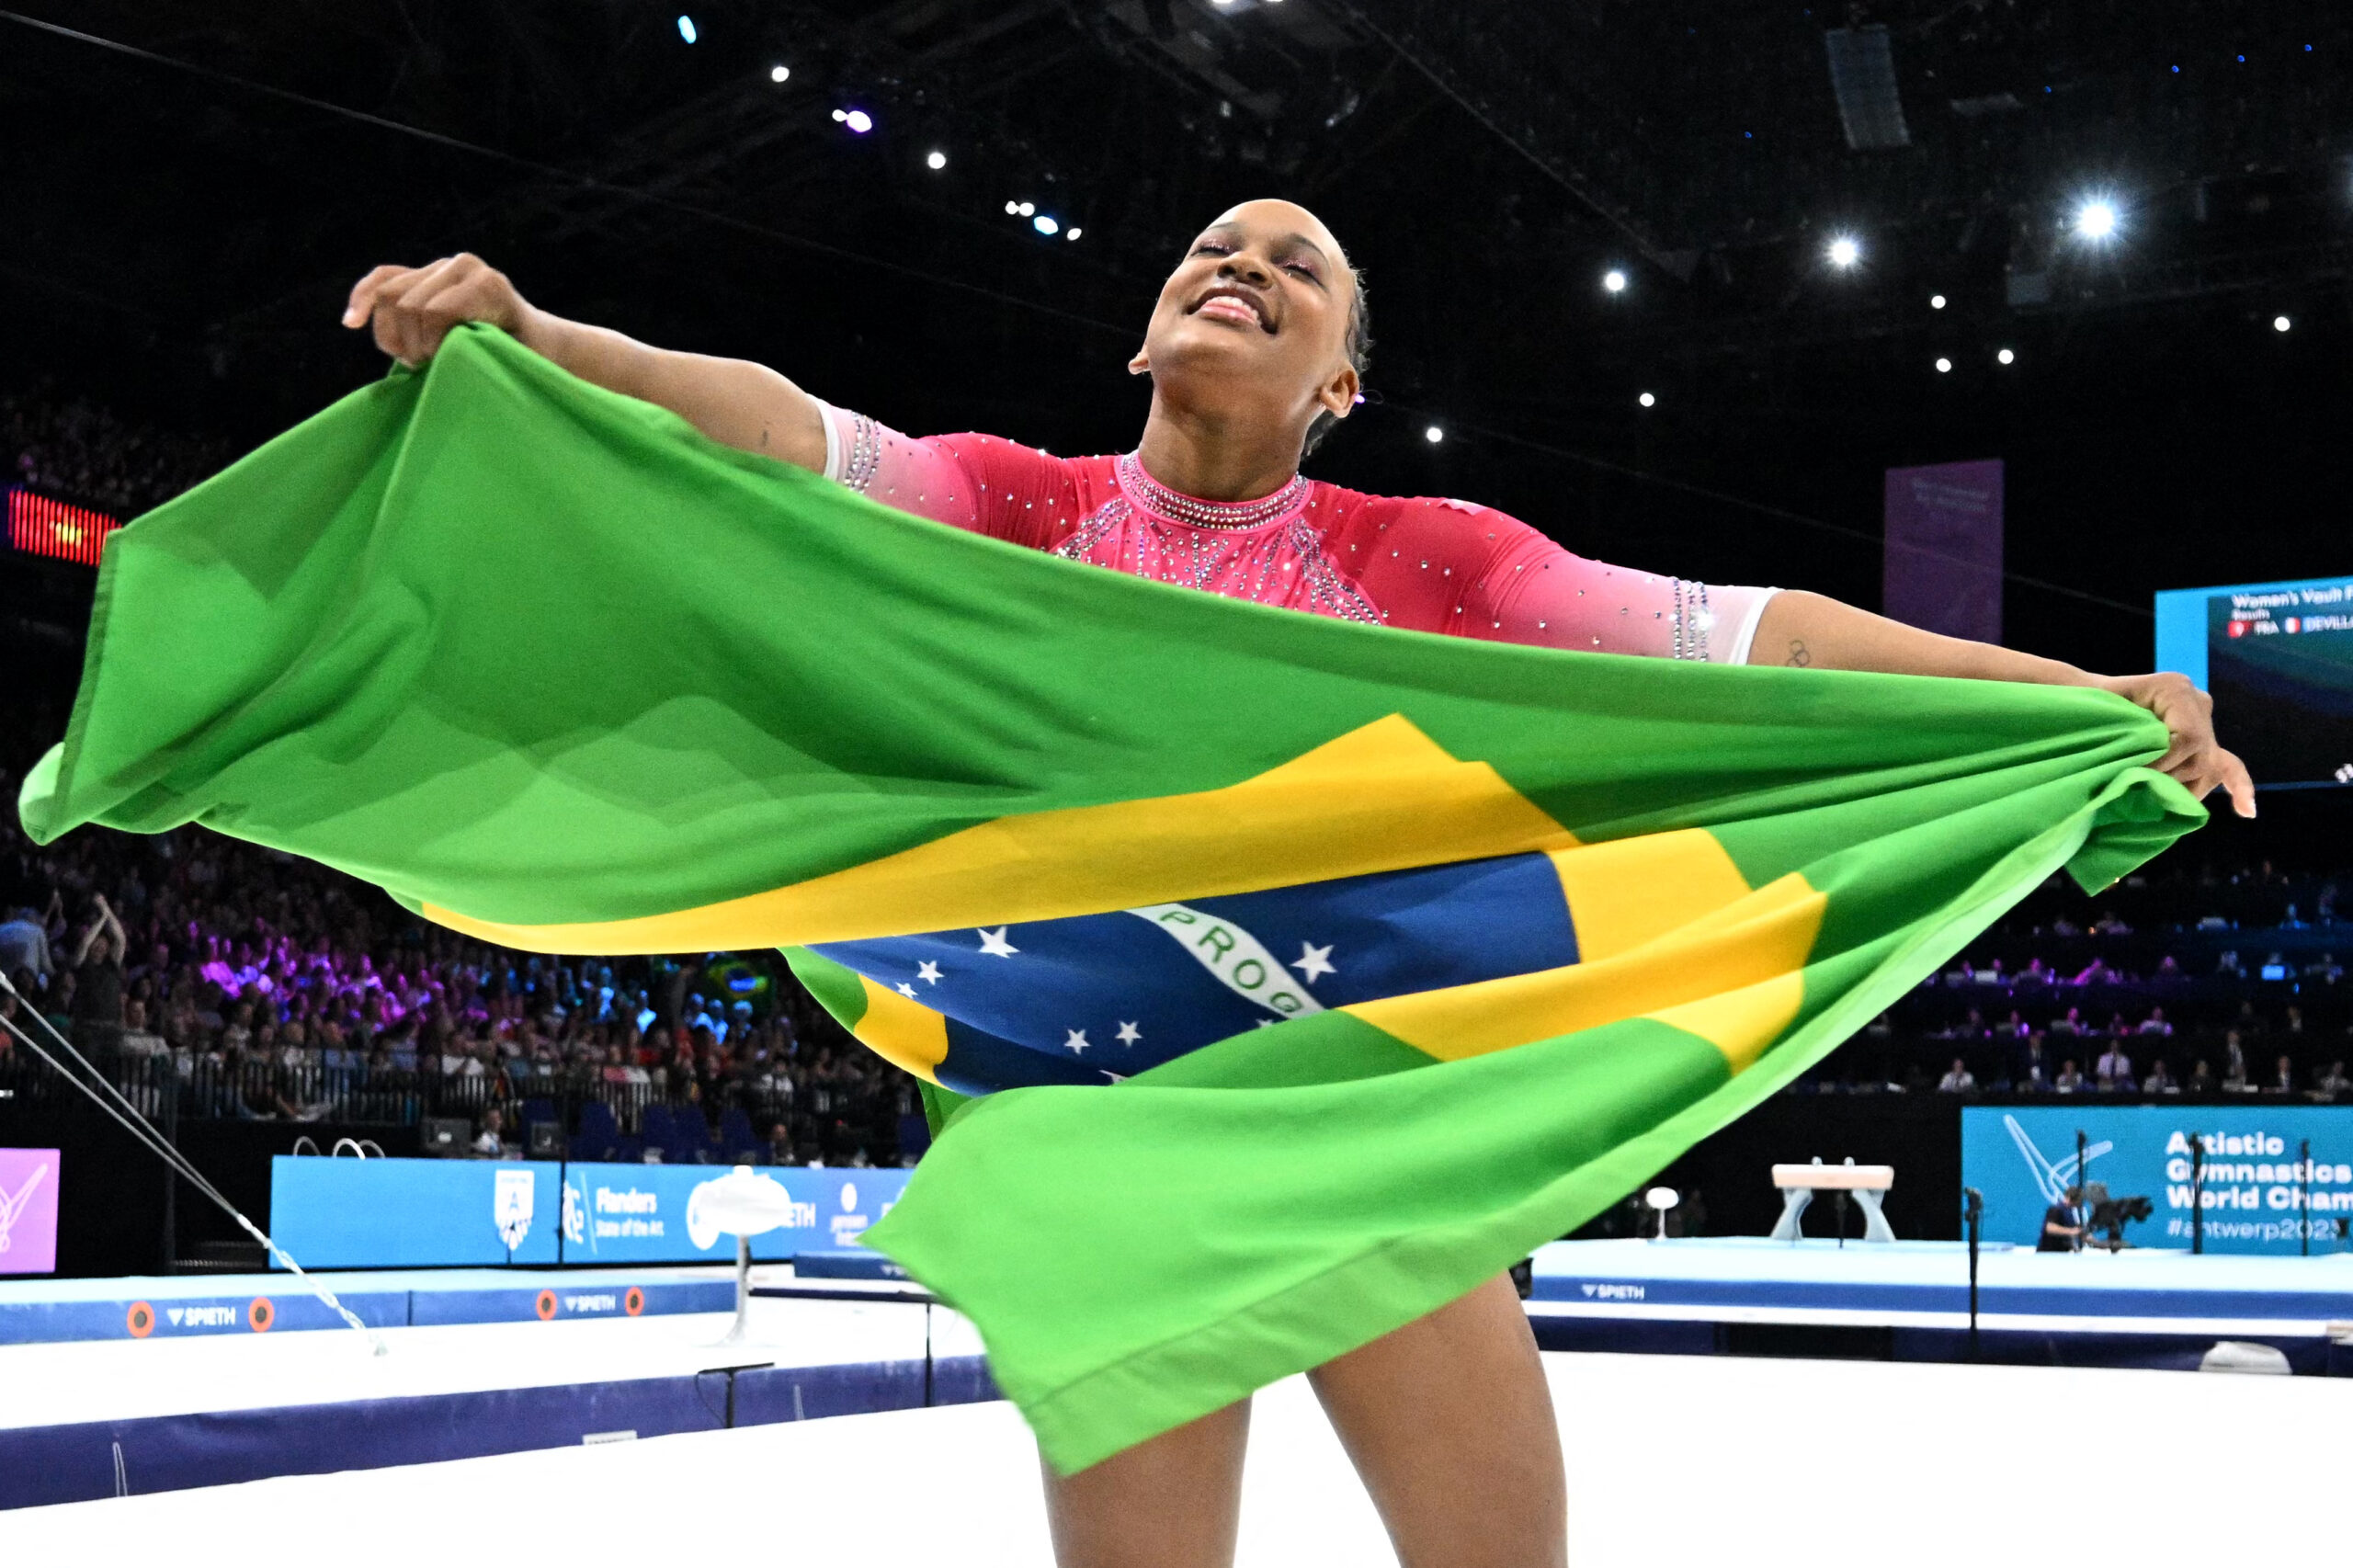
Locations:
20;327;2200;1471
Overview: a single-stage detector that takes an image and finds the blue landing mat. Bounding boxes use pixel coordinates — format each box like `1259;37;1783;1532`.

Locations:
0;1355;998;1510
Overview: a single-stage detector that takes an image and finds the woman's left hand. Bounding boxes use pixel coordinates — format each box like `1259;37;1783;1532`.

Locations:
2099;672;2256;818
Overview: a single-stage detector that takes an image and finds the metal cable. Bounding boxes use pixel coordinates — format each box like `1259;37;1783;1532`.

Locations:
0;975;387;1353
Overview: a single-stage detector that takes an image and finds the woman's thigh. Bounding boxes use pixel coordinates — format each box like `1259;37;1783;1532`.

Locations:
1306;1272;1567;1568
1041;1397;1253;1568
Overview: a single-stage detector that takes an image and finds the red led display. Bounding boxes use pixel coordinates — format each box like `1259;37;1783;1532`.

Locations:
7;489;119;568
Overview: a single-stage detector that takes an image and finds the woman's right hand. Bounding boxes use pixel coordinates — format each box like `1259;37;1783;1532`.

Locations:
342;254;533;368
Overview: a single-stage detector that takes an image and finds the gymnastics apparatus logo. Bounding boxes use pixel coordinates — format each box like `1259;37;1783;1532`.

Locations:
493;1167;536;1251
2001;1114;2113;1205
0;1158;49;1256
0;1148;58;1275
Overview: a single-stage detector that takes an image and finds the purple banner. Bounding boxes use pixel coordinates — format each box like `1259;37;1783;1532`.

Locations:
1883;459;2003;645
0;1148;59;1275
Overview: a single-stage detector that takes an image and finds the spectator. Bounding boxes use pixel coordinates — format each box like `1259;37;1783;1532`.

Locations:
2015;1035;2054;1092
2055;1060;2085;1093
2188;1059;2215;1095
2134;1006;2172;1037
2222;1033;2251;1092
472;1106;507;1158
0;903;52;984
1937;1058;1977;1093
2141;1060;2177;1095
2094;1041;2134;1089
69;894;126;1058
119;998;167;1058
2318;1062;2351;1097
2270;1055;2295;1096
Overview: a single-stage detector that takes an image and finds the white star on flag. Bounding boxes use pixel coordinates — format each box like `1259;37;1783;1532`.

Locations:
1064;1028;1090;1053
915;960;943;984
1116;1021;1142;1046
1292;941;1336;983
895;982;917;998
977;927;1019;957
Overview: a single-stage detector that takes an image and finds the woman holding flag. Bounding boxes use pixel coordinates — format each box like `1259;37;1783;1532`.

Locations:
334;203;2246;1568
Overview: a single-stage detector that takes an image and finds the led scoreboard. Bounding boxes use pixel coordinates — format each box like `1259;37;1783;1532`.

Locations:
2155;574;2353;790
6;488;119;568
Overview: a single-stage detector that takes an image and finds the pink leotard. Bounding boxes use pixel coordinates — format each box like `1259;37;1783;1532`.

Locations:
821;405;1779;661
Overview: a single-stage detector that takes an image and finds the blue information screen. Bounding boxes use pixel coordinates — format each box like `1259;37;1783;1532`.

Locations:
270;1157;563;1267
270;1157;910;1268
555;1163;906;1265
2154;573;2353;790
1961;1106;2353;1256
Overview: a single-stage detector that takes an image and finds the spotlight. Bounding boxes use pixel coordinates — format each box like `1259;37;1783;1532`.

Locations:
1032;214;1060;235
1065;227;1083;242
1935;357;1952;373
676;14;697;43
831;108;845;121
1603;268;1628;294
769;64;790;84
1826;235;1861;268
1017;200;1036;217
926;150;948;170
2274;314;2292;333
843;108;873;134
1637;392;1656;408
1930;293;1947;310
2075;199;2120;240
1424;425;1444;444
1004;200;1019;216
1996;347;2016;365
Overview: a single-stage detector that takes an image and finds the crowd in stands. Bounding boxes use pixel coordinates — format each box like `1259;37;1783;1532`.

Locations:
3;385;918;1166
4;383;242;517
0;738;917;1167
1809;856;2353;1099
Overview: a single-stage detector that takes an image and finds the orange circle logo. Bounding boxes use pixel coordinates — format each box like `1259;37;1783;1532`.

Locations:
623;1286;645;1317
127;1301;154;1338
248;1297;275;1333
536;1289;558;1321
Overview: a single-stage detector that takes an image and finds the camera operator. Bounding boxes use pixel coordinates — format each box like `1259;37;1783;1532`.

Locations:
2037;1186;2085;1253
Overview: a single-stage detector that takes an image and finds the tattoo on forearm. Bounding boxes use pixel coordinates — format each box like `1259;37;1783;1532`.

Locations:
1786;639;1813;667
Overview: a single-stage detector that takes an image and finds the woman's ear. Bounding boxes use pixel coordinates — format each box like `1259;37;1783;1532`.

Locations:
1317;362;1360;420
1128;348;1151;376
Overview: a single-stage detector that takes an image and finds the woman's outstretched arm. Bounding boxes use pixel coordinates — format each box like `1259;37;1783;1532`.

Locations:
342;255;827;471
1754;589;2256;816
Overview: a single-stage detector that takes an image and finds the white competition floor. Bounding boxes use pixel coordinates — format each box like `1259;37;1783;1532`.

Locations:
10;1349;2342;1565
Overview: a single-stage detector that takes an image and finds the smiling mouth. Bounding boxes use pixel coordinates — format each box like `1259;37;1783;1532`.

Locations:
1190;288;1274;333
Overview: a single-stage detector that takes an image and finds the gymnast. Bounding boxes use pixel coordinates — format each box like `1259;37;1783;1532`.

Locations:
344;199;2250;1568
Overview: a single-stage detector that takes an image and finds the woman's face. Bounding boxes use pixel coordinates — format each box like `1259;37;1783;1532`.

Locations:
1135;199;1357;435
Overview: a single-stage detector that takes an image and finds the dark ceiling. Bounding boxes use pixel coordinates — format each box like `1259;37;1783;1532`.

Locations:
6;0;2353;686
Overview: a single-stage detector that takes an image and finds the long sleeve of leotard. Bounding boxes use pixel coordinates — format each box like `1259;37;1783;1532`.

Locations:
1343;495;1779;664
1458;510;1779;665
